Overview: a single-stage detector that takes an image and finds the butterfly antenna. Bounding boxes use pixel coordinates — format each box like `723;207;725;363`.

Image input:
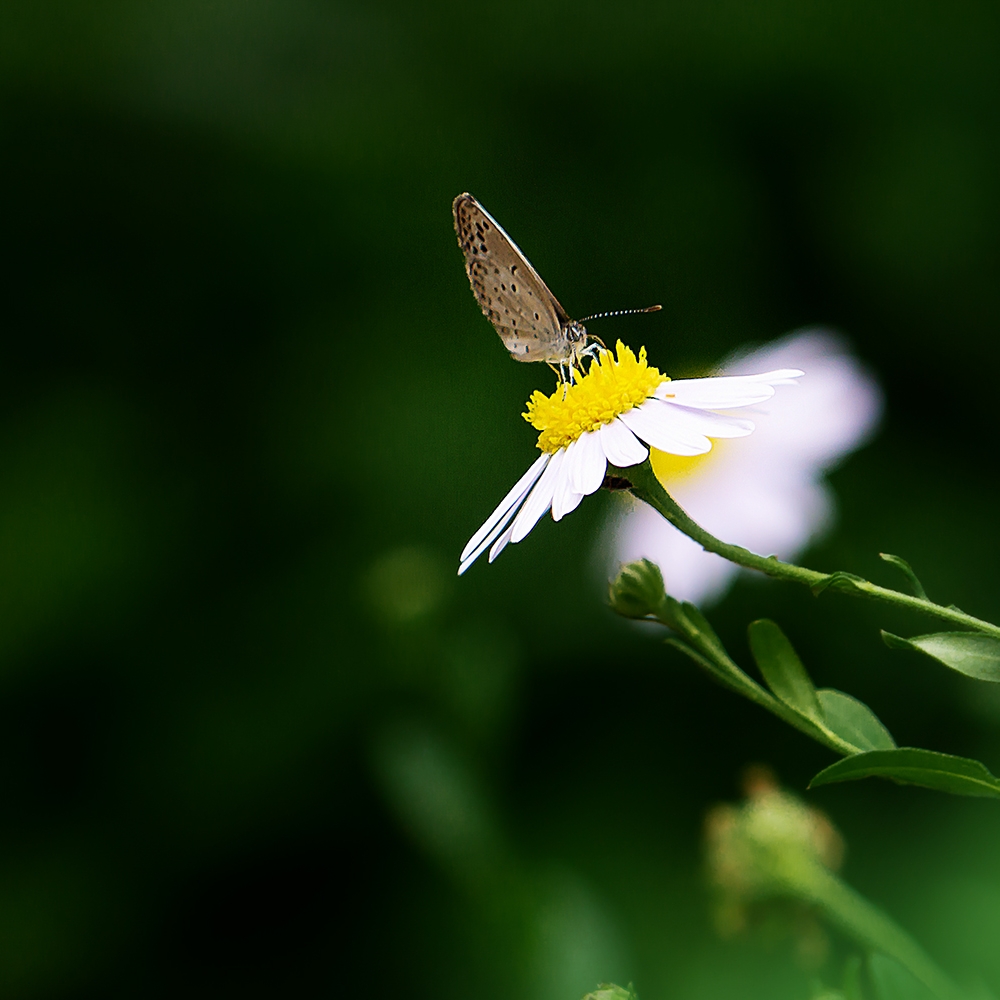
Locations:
578;304;662;323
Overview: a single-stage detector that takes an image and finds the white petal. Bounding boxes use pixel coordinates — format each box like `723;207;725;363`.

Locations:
460;452;550;562
565;429;608;496
510;448;565;543
619;401;712;456
599;419;648;467
551;465;573;521
557;488;585;520
458;500;522;575
658;369;804;409
488;524;514;563
551;459;585;521
658;404;755;439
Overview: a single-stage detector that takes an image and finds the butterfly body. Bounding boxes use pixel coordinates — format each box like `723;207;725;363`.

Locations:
453;193;589;365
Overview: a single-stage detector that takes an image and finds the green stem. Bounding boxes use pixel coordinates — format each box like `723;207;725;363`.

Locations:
791;862;964;1000
625;460;1000;639
660;633;860;758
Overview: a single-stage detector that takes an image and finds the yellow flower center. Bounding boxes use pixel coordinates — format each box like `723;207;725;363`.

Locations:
523;340;669;453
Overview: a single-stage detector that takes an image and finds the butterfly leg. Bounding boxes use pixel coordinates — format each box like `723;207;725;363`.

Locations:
572;341;603;375
578;337;607;364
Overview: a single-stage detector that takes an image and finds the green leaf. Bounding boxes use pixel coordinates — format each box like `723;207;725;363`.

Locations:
869;953;939;1000
677;600;724;646
664;636;713;671
748;619;821;721
811;571;867;597
809;748;1000;799
882;631;1000;682
878;553;929;600
665;636;750;694
816;689;896;752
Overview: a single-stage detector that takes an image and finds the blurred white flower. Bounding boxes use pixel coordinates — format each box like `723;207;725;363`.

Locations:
602;330;882;605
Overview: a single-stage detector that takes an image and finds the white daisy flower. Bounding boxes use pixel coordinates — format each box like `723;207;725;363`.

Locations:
603;329;883;605
458;340;803;575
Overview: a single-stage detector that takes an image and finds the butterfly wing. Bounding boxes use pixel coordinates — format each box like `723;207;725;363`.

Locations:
453;193;575;363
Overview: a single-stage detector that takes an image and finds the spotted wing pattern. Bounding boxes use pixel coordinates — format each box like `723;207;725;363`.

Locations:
453;193;575;363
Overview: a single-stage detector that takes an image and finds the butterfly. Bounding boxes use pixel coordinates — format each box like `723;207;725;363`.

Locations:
453;193;660;373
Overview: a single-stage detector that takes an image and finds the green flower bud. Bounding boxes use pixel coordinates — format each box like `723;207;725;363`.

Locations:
705;766;843;901
608;559;667;620
704;768;844;965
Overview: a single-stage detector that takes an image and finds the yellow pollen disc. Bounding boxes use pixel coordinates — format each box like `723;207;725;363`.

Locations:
523;341;669;453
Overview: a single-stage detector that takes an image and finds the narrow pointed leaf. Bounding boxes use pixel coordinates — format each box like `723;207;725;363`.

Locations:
665;637;753;694
811;571;866;597
882;631;1000;683
869;953;940;1000
816;689;896;751
664;637;713;672
809;748;1000;799
878;553;929;600
842;956;864;1000
678;600;726;652
748;619;821;721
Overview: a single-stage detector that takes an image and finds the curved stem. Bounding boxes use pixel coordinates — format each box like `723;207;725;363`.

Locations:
624;459;1000;640
792;863;964;1000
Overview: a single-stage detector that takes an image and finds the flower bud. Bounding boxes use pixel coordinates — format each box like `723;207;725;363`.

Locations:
705;766;843;900
704;767;844;966
608;559;667;620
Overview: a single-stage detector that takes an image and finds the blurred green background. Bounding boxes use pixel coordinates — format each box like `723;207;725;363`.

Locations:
2;2;1000;997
